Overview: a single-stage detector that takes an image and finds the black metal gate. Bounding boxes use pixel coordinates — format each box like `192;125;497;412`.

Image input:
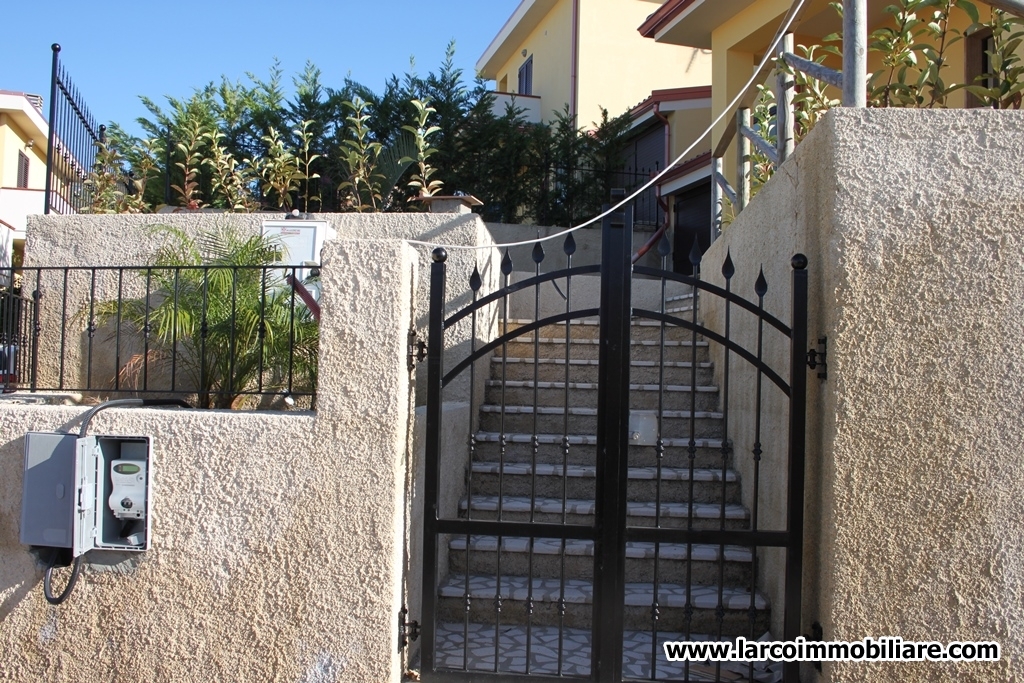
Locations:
420;204;807;682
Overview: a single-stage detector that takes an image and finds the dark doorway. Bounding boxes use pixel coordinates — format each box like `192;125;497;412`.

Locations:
672;179;712;275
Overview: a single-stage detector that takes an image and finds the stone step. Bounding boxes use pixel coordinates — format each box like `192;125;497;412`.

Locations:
467;461;739;504
437;574;769;634
448;536;752;585
500;336;710;362
478;404;723;440
459;495;748;530
432;622;777;681
503;313;698;342
490;356;715;385
666;292;696;304
471;432;730;468
485;381;719;411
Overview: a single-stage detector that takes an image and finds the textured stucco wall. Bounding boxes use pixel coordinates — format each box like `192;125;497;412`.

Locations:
705;108;1024;681
0;239;419;682
23;212;499;405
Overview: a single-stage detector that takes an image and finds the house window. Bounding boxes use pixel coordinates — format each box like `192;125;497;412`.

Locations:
518;56;534;96
965;28;998;108
17;152;30;188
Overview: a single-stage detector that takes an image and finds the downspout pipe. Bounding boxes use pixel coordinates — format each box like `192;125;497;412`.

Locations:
570;0;580;122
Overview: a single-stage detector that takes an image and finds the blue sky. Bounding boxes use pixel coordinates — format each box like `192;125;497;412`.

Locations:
3;0;521;137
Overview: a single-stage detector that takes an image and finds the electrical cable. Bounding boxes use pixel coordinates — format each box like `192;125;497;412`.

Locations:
44;551;84;605
406;0;809;252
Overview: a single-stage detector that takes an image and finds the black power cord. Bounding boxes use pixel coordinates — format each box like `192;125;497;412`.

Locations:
43;551;84;605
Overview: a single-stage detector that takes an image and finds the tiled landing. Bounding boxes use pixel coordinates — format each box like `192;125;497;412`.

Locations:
433;623;783;681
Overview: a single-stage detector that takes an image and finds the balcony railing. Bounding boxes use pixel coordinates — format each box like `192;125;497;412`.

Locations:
488;91;543;124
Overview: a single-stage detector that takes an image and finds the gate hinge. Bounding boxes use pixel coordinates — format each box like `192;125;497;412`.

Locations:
807;337;827;380
805;621;824;671
407;329;427;372
398;605;420;651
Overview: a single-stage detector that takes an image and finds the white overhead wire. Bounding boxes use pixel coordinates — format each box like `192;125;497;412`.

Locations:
406;0;809;252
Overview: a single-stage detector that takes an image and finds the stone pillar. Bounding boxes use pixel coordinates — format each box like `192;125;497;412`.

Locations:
315;239;418;682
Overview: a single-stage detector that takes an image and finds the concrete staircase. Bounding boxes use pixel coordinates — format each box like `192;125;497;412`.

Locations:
431;290;773;681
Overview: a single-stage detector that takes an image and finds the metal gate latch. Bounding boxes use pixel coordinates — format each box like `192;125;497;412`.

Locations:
398;605;420;651
807;337;827;380
408;329;427;372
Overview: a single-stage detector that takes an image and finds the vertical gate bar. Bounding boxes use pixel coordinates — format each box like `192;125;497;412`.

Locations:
495;249;513;672
86;269;97;390
287;267;297;395
257;267;267;395
58;269;68;388
748;268;769;681
465;264;482;671
558;232;576;676
783;255;809;683
527;242;545;673
593;199;632;683
421;247;448;676
651;236;672;680
715;253;736;682
172;268;181;393
200;270;209;407
30;272;41;392
143;269;153;392
44;44;60;215
683;242;702;682
228;267;238;401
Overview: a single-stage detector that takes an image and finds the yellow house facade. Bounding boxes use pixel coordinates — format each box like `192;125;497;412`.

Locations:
477;0;713;126
639;0;1017;180
0;91;48;271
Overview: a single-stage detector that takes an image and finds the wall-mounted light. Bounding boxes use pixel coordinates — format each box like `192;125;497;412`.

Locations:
26;139;35;149
522;49;528;58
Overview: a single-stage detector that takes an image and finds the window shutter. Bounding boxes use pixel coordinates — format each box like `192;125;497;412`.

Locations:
17;152;30;189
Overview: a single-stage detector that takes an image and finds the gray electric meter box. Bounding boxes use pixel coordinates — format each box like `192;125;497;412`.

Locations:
20;432;153;556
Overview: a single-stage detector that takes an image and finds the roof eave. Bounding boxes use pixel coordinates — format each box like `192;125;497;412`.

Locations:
477;0;560;78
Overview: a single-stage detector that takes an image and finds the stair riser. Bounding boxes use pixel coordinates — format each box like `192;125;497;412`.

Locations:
436;599;769;635
486;387;720;411
469;474;740;505
479;413;722;439
492;362;716;385
472;443;730;468
461;510;749;530
500;341;710;363
449;550;751;586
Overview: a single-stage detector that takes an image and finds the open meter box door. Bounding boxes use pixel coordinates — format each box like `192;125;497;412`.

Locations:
20;432;153;556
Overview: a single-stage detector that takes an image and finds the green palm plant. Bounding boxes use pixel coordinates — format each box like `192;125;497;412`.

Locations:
94;226;318;409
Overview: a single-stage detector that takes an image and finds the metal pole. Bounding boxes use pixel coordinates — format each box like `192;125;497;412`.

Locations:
784;253;809;682
843;0;868;107
777;33;796;162
420;246;447;677
592;192;632;682
44;44;60;215
737;108;751;212
711;156;723;240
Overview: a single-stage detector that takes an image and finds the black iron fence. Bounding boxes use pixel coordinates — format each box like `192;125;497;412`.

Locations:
44;43;105;215
1;264;319;408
